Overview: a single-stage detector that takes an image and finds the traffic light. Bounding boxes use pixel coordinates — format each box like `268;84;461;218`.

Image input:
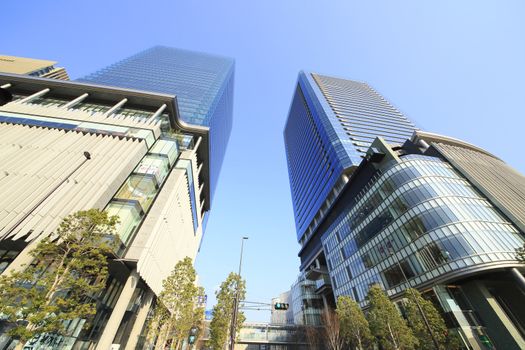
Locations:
274;303;289;310
188;326;199;344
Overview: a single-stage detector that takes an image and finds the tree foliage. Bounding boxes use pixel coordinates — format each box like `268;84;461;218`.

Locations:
209;272;246;350
337;295;373;350
147;257;205;349
404;288;461;350
366;284;418;350
0;209;117;349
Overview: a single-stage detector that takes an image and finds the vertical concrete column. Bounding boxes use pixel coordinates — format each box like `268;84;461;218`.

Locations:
96;269;139;350
321;294;328;311
1;240;38;276
125;290;154;350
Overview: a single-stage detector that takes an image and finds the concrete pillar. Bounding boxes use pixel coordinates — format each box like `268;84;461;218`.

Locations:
124;290;154;350
1;240;38;276
465;280;525;349
96;269;139;350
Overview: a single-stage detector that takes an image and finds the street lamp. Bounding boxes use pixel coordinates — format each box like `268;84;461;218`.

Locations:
229;236;248;350
389;250;440;350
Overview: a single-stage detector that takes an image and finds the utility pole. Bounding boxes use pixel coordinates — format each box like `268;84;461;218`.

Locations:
229;236;248;350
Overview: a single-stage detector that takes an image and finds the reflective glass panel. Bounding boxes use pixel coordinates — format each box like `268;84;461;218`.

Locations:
106;202;142;244
114;174;157;212
135;155;170;183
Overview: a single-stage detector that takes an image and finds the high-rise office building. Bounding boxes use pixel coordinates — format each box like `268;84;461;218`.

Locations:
0;54;69;80
284;72;417;288
78;46;234;205
0;46;234;349
284;72;525;349
284;72;416;248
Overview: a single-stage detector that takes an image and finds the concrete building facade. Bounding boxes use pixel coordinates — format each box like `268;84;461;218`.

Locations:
271;291;294;325
0;46;233;350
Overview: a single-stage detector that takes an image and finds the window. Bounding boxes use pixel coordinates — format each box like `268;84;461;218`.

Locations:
135;155;170;183
114;174;158;212
346;265;353;280
150;139;179;165
383;260;415;287
106;202;142;244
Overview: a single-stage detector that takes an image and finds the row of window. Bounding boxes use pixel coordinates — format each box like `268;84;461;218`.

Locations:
322;156;524;303
332;195;517;288
326;167;477;264
105;136;199;247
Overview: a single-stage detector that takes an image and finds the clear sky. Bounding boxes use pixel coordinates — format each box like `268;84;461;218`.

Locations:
3;0;525;322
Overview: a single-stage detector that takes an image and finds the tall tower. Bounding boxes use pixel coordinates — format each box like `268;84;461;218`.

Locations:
283;72;525;349
284;71;416;246
79;46;234;205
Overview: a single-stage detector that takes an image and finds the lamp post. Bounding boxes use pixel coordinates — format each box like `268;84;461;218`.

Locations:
391;252;440;350
229;236;248;350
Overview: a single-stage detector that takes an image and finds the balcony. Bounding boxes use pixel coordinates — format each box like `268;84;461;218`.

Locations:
305;266;328;280
315;275;332;295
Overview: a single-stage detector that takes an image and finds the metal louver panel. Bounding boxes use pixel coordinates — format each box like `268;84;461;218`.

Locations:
434;142;525;233
0;123;148;241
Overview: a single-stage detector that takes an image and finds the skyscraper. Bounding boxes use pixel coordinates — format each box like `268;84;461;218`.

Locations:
284;72;416;247
284;72;525;349
0;46;234;349
284;71;417;268
78;46;234;205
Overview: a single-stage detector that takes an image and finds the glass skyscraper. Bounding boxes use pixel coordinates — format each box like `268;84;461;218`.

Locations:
284;71;417;244
283;72;525;349
79;46;234;204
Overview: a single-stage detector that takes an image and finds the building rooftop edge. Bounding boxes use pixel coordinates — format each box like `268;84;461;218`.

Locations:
412;130;500;160
0;55;58;74
0;72;212;212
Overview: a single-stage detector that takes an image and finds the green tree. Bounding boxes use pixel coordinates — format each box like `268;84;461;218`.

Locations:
366;284;418;350
0;209;117;350
209;272;246;350
404;288;461;350
337;295;373;350
147;257;205;349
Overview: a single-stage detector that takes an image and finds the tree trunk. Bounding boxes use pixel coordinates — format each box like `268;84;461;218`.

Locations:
155;324;168;349
44;247;72;302
357;334;363;350
387;322;399;350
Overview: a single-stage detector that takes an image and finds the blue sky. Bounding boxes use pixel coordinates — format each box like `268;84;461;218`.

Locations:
3;1;525;322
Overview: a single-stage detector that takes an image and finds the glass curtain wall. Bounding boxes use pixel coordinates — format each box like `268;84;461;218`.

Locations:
322;155;524;303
